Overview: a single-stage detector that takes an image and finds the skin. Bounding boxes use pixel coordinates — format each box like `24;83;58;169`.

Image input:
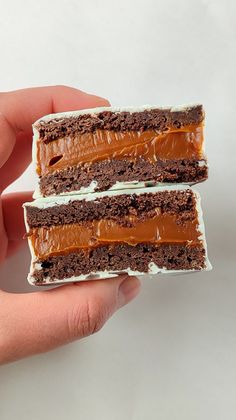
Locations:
0;86;141;364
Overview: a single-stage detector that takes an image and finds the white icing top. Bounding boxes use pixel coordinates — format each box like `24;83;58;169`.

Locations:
33;103;202;126
24;184;193;209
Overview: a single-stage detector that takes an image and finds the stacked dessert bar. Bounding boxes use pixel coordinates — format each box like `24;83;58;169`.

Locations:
24;104;211;285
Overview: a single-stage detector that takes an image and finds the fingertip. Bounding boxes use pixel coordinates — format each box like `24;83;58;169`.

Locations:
73;90;111;109
118;276;141;308
50;85;111;111
88;95;111;107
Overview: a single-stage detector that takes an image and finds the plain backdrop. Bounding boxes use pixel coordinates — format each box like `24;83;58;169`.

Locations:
0;0;236;419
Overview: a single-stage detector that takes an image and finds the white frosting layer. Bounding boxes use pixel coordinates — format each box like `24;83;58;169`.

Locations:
33;103;202;125
25;184;192;210
194;191;212;271
32;181;155;199
28;261;211;286
32;180;100;199
32;174;208;199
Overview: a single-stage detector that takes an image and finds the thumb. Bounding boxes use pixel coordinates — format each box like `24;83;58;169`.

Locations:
0;275;140;364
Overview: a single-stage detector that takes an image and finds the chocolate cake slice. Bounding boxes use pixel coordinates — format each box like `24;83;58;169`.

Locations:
24;185;211;285
33;104;208;197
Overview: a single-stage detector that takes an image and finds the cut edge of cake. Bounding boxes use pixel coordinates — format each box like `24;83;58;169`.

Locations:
32;103;207;198
24;185;212;286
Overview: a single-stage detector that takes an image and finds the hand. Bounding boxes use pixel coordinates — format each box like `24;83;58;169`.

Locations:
0;86;140;364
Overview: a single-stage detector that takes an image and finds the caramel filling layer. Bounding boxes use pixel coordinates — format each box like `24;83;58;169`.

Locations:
30;213;201;259
37;124;204;176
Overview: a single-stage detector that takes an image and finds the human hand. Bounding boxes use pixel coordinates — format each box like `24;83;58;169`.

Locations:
0;86;140;364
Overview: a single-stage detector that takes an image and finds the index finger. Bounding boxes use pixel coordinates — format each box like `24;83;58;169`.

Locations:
0;85;110;189
0;85;110;136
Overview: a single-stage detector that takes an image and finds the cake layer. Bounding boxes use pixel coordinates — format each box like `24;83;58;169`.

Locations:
26;187;197;228
36;104;204;139
37;157;207;197
24;186;211;285
33;244;206;285
33;105;207;197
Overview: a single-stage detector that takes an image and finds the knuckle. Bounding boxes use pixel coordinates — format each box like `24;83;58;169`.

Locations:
67;297;108;340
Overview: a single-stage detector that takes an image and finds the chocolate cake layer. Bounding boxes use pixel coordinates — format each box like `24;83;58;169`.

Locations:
36;105;204;141
24;186;211;285
39;157;208;196
33;243;206;284
32;105;207;197
26;188;196;228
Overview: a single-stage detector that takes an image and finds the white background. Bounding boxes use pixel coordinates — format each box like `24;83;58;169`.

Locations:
0;0;236;419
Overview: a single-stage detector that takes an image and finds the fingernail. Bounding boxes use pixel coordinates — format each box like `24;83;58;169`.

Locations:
118;276;141;308
96;97;111;107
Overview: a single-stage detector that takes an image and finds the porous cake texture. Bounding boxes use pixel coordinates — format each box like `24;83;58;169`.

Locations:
33;104;208;197
24;186;211;285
